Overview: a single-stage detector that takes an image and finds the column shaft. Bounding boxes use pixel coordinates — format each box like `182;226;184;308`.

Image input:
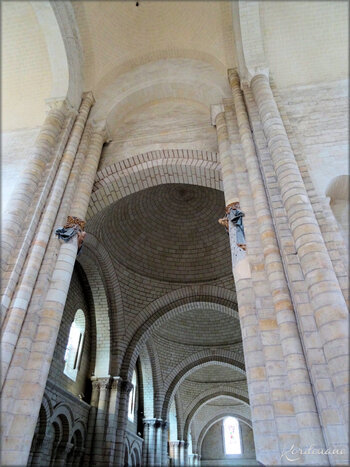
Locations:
104;377;122;465
229;70;327;461
214;110;281;464
1;94;94;387
92;378;111;464
114;380;134;465
83;379;100;464
1;103;69;274
251;74;349;422
0;124;105;466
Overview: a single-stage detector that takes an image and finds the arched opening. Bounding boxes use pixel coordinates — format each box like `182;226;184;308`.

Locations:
128;370;138;422
64;309;86;382
223;416;241;455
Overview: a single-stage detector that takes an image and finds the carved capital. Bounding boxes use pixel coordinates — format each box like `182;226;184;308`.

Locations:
121;379;134;394
110;376;122;390
210;104;225;126
45;97;76;116
228;68;240;88
91;376;112;390
91;119;112;143
82;91;95;106
244;66;270;87
143;418;157;427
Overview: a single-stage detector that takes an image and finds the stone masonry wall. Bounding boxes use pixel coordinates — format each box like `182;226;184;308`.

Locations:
47;265;92;400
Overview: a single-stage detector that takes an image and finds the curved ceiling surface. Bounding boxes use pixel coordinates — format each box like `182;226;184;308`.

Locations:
87;183;232;283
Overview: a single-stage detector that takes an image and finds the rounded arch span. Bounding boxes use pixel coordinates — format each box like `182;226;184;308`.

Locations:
87;149;221;220
197;412;253;455
138;343;158;419
90;58;231;124
119;286;238;380
78;232;124;376
50;403;74;445
161;355;246;420
32;1;83;109
71;420;87;445
183;390;250;441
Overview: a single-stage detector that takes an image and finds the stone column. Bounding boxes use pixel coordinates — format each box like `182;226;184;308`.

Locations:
142;418;157;466
104;376;122;465
169;441;180;466
178;440;185;465
250;73;349;422
213;107;250;281
92;377;111;465
154;419;164;467
161;421;169;467
0;123;107;466
114;380;134;466
1;93;94;387
1;100;70;275
83;378;100;464
228;70;327;461
183;441;189;466
212;107;281;464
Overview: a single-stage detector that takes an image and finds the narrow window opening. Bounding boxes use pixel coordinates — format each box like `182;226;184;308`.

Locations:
128;370;137;421
64;309;85;381
223;416;242;455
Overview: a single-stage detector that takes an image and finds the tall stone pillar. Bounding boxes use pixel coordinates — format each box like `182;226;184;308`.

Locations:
83;378;101;463
250;73;349;423
104;376;122;464
169;441;180;466
154;419;164;467
142;418;157;466
0;122;107;466
212;107;282;464
161;421;169;467
1;93;94;386
228;69;328;462
1;100;70;275
92;377;111;465
114;380;134;466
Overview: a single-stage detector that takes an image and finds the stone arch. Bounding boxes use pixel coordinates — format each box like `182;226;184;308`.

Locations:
326;174;349;250
36;1;83;109
120;287;238;380
183;390;250;441
145;338;163;419
138;345;155;419
197;412;253;455
161;355;246;420
90;58;231;125
87;149;221;219
131;444;141;467
78;233;124;376
49;404;74;465
28;393;53;465
50;403;74;441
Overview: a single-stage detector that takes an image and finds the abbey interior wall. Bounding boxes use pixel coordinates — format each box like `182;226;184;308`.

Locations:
48;266;92;400
201;420;255;461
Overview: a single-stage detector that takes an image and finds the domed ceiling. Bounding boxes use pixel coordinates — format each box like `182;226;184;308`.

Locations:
87;184;232;283
153;309;240;347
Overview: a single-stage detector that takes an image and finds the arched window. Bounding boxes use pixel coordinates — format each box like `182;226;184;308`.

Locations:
64;309;85;381
128;370;137;421
223;417;242;455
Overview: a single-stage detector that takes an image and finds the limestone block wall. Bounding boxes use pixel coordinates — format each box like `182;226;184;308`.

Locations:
48;265;92;400
201;420;255;461
1;127;41;210
277;80;348;198
101;100;217;168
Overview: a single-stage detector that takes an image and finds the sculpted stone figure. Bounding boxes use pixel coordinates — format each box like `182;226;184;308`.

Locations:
218;202;246;250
